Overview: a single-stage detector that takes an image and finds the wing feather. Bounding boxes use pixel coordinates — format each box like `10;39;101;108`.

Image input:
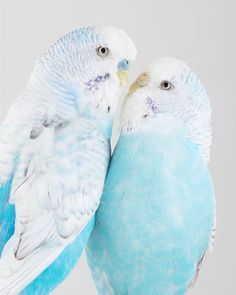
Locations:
0;119;110;294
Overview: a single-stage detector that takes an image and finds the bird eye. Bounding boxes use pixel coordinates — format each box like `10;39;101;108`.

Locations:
96;46;110;57
160;81;173;90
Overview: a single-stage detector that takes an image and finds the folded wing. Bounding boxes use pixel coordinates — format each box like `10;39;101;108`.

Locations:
0;119;110;294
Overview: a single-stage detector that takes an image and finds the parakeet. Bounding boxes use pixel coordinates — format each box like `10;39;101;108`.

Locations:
0;25;137;294
87;57;216;295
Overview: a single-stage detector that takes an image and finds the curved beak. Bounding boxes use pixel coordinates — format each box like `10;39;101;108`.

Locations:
117;70;129;86
128;72;149;96
117;59;131;86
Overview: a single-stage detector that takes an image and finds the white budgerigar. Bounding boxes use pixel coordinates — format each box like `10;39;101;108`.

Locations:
0;25;136;294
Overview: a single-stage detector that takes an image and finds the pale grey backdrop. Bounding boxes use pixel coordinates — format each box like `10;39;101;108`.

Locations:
0;0;235;294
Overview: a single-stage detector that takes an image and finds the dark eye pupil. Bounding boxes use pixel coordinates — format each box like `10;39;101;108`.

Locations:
97;46;109;57
161;81;172;90
163;82;169;88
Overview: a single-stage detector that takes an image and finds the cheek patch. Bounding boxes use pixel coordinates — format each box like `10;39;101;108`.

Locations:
146;97;158;114
85;73;110;92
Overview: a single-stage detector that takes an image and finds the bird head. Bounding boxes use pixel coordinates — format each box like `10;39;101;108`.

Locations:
29;25;137;137
121;57;212;161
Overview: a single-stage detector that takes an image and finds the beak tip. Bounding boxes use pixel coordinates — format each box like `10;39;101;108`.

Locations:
128;72;149;96
117;70;129;86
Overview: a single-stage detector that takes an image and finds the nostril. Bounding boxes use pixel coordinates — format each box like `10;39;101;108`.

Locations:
118;59;130;71
107;106;111;113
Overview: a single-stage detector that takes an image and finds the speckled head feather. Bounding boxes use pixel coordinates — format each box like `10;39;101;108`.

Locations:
27;25;137;120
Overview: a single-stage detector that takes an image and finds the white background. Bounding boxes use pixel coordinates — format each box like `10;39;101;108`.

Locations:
0;0;235;294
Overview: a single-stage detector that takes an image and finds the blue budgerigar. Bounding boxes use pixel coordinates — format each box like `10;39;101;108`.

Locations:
87;57;216;295
0;26;137;294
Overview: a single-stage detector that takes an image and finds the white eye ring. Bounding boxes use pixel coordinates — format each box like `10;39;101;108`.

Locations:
160;81;173;90
96;46;110;57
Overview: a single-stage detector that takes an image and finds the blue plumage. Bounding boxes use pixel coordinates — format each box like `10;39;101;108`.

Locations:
0;181;15;255
87;133;215;295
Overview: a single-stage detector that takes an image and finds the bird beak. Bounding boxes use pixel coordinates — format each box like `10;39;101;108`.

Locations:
117;59;131;86
117;70;129;86
128;72;149;96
